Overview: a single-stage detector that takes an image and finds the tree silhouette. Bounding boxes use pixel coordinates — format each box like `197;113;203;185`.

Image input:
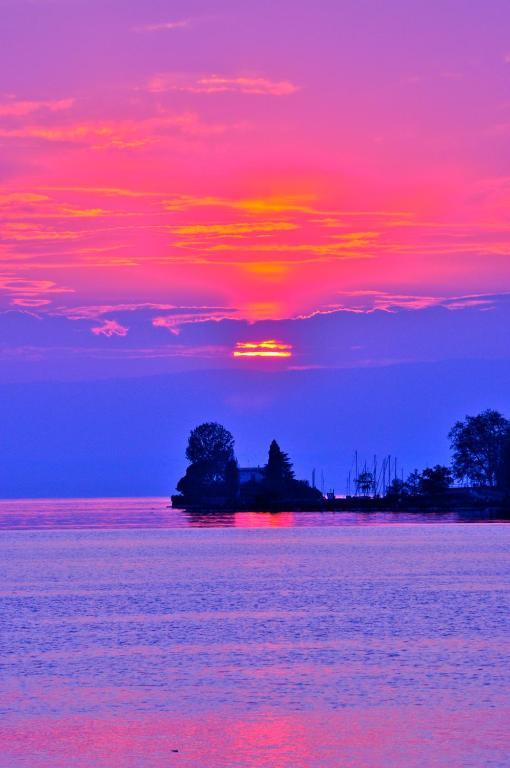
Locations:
385;478;407;500
356;470;374;496
261;439;321;506
449;409;509;487
419;465;452;496
405;470;422;497
224;458;240;502
265;439;294;497
498;429;510;495
401;466;451;497
177;422;237;504
186;422;235;475
176;462;207;503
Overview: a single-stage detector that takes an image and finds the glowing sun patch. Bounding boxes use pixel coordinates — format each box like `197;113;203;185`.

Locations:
233;339;293;358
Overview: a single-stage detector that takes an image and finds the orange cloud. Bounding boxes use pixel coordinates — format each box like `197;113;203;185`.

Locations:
163;194;317;214
187;241;375;260
0;112;231;150
0;97;74;117
242;262;288;276
0;123;149;149
43;186;160;198
170;221;298;237
235;196;315;214
1;222;84;241
62;207;108;218
148;73;299;96
0;192;50;206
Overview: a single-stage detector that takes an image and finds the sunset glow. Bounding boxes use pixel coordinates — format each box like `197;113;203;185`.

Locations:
2;8;510;768
0;0;508;378
1;0;509;338
233;340;293;358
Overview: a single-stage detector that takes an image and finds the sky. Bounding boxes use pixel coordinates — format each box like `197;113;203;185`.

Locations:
1;1;510;492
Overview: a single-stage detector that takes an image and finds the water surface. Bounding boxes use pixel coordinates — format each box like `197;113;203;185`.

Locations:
0;496;505;529
1;498;509;767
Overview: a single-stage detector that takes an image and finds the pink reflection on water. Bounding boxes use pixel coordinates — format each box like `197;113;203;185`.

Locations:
235;511;295;527
1;707;510;768
0;497;503;529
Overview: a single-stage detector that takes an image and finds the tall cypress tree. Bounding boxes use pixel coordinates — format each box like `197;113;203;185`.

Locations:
265;439;295;498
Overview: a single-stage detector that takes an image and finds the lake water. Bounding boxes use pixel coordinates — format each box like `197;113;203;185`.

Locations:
1;498;509;767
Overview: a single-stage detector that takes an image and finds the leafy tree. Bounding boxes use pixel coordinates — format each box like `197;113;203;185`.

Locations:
176;422;237;503
497;429;510;495
385;478;408;500
401;466;451;498
449;410;509;487
419;465;452;496
176;462;207;502
405;470;422;497
356;470;374;496
185;422;235;483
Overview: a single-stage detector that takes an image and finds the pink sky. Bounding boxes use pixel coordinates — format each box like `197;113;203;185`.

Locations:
1;0;509;362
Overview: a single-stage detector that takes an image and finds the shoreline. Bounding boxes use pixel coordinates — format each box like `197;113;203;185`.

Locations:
171;496;510;517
